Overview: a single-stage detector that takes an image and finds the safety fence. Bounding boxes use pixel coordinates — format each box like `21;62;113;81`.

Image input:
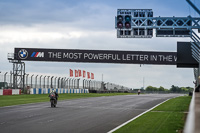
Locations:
0;72;131;92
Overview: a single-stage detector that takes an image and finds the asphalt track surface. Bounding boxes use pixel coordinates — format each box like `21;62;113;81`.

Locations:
0;94;183;133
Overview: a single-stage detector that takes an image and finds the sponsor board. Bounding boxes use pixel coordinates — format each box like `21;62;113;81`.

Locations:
15;48;177;65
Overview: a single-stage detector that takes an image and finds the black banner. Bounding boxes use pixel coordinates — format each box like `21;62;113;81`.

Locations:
177;42;198;68
15;48;177;65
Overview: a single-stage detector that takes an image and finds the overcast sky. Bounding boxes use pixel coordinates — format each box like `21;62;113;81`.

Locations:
0;0;200;89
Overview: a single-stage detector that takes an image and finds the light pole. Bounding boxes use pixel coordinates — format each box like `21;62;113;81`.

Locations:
47;76;50;88
69;78;71;89
89;80;91;90
94;80;96;90
91;80;94;90
72;78;75;89
26;74;29;87
4;72;8;83
63;77;66;88
39;75;42;88
35;75;38;88
57;77;60;88
10;71;13;88
43;76;46;88
77;78;80;89
83;79;85;89
51;76;54;88
62;77;66;88
87;80;90;89
65;77;67;88
74;79;76;89
66;78;69;89
31;74;34;88
54;77;57;89
143;77;145;90
85;80;87;89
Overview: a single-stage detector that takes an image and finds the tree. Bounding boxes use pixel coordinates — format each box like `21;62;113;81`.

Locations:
145;86;154;91
164;89;169;92
186;87;193;92
170;85;182;92
181;87;187;92
158;86;165;91
146;86;159;91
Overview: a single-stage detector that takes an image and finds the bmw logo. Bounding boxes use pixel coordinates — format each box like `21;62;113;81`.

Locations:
18;49;28;59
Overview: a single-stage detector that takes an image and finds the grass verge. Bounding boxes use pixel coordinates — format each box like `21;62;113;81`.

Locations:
114;96;191;133
0;93;135;107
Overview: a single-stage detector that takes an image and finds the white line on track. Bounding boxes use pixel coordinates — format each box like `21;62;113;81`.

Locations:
107;98;171;133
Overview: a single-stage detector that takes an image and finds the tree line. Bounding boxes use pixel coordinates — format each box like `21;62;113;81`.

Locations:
145;85;193;93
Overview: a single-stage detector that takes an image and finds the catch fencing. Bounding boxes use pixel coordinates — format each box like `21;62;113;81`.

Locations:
0;72;131;92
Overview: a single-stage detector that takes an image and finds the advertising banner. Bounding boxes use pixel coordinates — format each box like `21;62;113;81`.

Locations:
15;48;177;65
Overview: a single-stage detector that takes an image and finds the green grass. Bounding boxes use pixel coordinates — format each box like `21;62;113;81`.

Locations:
114;96;191;133
152;96;191;112
0;93;135;107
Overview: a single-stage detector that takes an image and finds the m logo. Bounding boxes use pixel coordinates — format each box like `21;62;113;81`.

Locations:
31;52;44;58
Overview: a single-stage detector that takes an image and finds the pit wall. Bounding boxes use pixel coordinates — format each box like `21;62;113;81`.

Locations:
0;89;21;95
29;88;89;94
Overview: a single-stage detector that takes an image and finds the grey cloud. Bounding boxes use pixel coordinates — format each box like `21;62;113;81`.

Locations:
0;0;115;31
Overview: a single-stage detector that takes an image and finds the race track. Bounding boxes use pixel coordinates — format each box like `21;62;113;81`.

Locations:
0;94;183;133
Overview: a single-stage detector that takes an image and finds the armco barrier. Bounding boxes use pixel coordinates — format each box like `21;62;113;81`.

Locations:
43;88;47;94
38;88;42;94
3;89;12;95
0;89;21;95
12;89;21;95
29;88;89;94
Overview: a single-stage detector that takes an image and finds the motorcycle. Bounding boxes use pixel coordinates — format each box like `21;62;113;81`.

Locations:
49;93;57;107
138;89;141;95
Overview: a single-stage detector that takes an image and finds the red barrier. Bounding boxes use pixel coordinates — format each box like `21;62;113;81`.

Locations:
3;89;12;95
19;89;21;95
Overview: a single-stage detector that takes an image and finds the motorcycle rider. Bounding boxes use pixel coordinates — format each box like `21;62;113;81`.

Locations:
138;89;141;95
49;90;59;104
